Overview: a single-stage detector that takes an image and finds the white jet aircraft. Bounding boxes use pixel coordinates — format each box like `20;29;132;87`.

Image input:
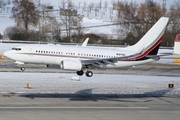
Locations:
4;17;169;77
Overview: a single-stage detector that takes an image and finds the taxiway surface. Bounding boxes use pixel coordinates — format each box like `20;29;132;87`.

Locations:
0;94;179;120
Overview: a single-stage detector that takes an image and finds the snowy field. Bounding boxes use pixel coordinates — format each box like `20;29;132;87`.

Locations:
0;72;179;95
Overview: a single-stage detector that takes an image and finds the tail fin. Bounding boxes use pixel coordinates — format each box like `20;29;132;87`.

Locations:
174;34;180;54
82;38;89;46
127;17;169;57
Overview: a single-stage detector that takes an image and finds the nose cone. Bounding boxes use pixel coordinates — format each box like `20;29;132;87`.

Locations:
3;50;12;58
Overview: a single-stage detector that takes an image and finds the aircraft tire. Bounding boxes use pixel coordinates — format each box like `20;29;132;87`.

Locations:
21;67;25;71
77;70;84;76
86;71;93;77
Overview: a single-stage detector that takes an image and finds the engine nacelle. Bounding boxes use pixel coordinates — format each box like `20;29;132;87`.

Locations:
60;59;82;71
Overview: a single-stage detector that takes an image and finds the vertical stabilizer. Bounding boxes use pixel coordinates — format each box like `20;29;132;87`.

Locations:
127;17;169;56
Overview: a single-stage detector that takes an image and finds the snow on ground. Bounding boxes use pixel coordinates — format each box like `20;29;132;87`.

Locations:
0;72;179;95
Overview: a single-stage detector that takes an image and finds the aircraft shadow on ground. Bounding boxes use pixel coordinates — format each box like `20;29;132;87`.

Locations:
17;88;174;102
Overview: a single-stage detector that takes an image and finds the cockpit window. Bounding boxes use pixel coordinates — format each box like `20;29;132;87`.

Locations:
12;48;21;51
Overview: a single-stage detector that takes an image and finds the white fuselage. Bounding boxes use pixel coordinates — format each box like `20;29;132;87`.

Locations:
4;44;158;69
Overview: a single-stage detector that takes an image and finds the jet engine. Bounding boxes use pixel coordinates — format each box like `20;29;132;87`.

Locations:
60;59;82;71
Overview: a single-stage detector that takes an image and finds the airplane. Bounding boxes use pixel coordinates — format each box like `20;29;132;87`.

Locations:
3;17;169;77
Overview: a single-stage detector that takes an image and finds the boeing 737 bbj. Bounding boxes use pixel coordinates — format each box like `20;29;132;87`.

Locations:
4;17;169;77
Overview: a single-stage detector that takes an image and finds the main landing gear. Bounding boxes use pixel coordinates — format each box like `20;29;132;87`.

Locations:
21;67;25;71
86;71;93;77
77;70;93;77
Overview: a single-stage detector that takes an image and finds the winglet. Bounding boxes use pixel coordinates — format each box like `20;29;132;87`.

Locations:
82;38;89;46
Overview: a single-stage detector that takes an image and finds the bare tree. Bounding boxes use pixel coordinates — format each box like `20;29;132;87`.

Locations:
144;0;164;22
71;15;84;43
108;7;113;21
60;0;83;42
0;33;3;39
88;2;94;14
60;0;73;40
94;4;99;17
163;0;180;46
51;19;62;42
78;1;81;9
3;26;16;39
67;0;73;9
112;0;166;45
82;1;87;12
98;0;102;9
0;0;4;12
59;0;66;9
168;0;180;34
12;0;40;33
113;0;140;44
136;0;164;38
38;3;59;41
3;25;32;40
103;1;108;12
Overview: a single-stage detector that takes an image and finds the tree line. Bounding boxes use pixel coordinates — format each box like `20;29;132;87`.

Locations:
113;0;180;47
2;0;180;47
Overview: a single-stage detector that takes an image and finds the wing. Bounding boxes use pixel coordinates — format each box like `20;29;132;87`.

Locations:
81;53;141;68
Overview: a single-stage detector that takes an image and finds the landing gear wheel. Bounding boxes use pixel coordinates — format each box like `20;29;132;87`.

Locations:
86;71;93;77
77;70;84;76
21;67;25;71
